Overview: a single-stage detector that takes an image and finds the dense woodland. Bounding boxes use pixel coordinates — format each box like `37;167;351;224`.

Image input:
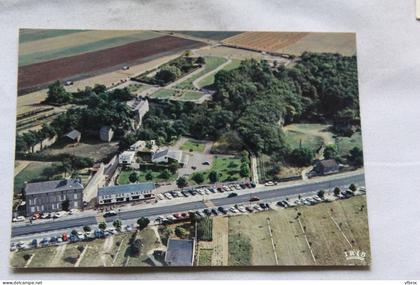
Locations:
17;52;362;171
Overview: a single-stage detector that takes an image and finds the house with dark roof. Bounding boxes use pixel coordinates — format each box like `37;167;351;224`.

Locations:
97;182;155;205
314;159;339;175
165;239;195;266
24;178;84;216
64;129;81;143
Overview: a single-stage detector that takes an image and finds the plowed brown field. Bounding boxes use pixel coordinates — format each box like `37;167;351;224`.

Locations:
18;36;206;94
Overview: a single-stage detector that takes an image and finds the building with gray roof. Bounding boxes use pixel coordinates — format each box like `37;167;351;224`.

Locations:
64;129;81;142
165;239;195;266
98;182;155;205
24;178;84;216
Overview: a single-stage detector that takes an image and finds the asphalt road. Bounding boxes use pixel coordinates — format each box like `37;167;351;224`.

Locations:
11;173;364;238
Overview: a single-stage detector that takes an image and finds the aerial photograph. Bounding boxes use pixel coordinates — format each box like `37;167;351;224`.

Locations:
10;29;369;268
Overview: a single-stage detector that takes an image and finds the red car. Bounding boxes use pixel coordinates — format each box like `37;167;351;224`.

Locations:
62;233;68;241
173;213;182;219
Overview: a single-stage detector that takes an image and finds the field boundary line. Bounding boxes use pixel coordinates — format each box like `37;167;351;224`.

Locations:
297;218;317;264
24;254;35;268
329;213;353;248
74;245;88;267
266;218;279;265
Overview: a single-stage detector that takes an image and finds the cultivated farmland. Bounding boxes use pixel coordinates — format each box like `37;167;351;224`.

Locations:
18;36;206;94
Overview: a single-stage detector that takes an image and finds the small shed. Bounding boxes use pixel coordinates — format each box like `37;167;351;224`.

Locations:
99;126;114;142
64;129;81;143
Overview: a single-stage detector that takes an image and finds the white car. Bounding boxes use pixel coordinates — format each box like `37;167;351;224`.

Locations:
204;189;211;195
264;181;275;186
237;206;246;213
77;231;85;240
157;194;164;200
12;216;25;222
52;212;63;218
68;209;79;215
164;193;173;200
10;244;16;251
313;196;322;202
41;213;51;219
229;207;239;214
253;205;262;211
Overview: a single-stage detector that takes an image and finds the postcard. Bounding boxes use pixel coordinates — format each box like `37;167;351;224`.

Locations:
11;29;369;267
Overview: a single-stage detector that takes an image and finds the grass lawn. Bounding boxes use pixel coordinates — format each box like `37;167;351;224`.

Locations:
227;195;370;266
14;161;54;194
127;83;152;95
175;56;227;89
283;123;334;152
150;89;177;99
196;58;242;89
179;91;203;101
180;139;206;152
117;169;177;185
198;248;213;266
189;156;242;184
336;132;363;157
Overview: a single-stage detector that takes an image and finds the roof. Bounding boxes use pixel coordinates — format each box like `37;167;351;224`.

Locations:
98;182;155;197
319;159;339;169
152;148;183;162
119;151;136;160
24;179;84;196
65;129;81;140
165;239;195;266
152;148;169;160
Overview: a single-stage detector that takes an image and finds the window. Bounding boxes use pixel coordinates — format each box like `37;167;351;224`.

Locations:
30;206;35;213
52;204;55;210
74;201;78;207
74;193;78;199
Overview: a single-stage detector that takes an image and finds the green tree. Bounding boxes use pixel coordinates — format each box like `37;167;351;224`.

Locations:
196;56;205;64
61;200;70;211
83;225;91;233
128;172;138;183
175;226;188;238
208;170;219;183
98;222;107;231
349;184;357;192
317;190;325;199
45;81;71;104
159;169;171;180
324;145;338;160
333;187;341;196
240;163;250;177
176;177;188;188
191;172;205;184
145;171;153;181
155;65;182;84
137;217;150;231
349;147;363;167
113;219;122;231
288;147;314;167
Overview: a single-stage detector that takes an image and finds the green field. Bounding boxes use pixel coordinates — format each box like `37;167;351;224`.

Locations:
175;31;241;41
118;169;176;185
150;88;204;102
336;132;363;157
126;83;152;95
19;30;161;66
14;161;54;194
180;140;206;152
190;156;242;184
283;123;334;152
19;29;86;43
175;57;228;89
196;58;242;88
198;248;213;266
228;195;370;266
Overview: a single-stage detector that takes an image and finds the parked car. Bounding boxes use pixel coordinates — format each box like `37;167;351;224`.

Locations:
41;213;51;219
49;237;58;245
195;211;204;218
10;243;16;251
68;209;79;215
282;200;290;207
259;203;267;209
203;209;211;216
103;211;117;218
253;205;263;211
40;237;49;247
313;196;322;202
62;233;69;241
12;216;25;222
245;206;254;213
202;161;210;165
229;207;238;214
264;181;275;186
77;231;85;239
126;225;133;232
31;239;38;248
228;192;238;198
173;213;182;219
122;65;130;70
211;208;218;216
208;187;216;193
218;207;227;214
52;212;63;218
236;205;246;213
94;230;105;238
31;213;41;220
64;80;73;86
250;182;256;188
277;201;285;207
249;196;260;202
164;192;173;199
157;194;164;200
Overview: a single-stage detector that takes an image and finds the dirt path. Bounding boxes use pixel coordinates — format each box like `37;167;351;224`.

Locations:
14;160;32;176
50;244;67;267
211;216;229;266
100;235;114;266
193;58;232;89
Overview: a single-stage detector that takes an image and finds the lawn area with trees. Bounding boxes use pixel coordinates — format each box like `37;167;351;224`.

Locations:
117;168;177;184
180;139;206;152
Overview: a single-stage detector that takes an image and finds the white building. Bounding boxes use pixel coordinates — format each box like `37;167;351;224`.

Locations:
98;182;155;205
127;99;149;130
151;148;188;166
118;151;136;165
129;139;158;152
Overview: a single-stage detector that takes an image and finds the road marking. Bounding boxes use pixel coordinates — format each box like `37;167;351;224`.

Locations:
266;218;279;265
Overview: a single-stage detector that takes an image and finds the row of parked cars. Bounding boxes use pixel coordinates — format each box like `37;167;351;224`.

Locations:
10;224;135;252
156;182;256;201
12;209;79;223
